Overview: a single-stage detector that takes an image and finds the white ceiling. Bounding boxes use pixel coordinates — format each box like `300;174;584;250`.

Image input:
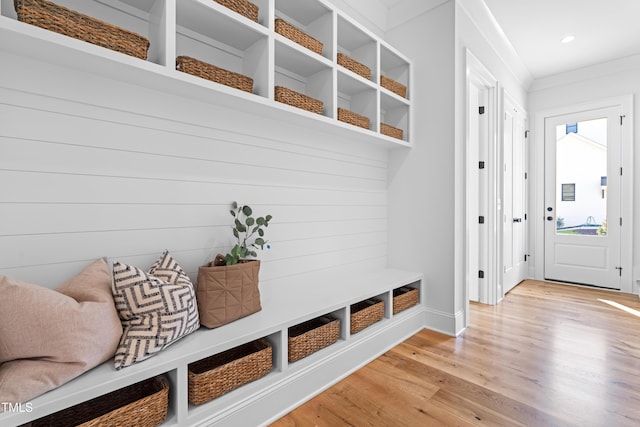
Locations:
380;0;640;80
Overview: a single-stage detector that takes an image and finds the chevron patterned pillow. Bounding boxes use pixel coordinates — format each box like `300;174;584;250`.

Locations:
112;251;200;369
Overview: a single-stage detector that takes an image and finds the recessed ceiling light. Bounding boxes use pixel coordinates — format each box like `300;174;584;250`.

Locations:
561;35;576;44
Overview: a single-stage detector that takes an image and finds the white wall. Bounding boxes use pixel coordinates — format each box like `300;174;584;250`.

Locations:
0;50;389;289
386;1;456;334
528;54;640;293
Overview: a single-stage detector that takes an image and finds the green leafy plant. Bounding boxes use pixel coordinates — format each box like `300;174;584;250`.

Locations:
224;201;273;266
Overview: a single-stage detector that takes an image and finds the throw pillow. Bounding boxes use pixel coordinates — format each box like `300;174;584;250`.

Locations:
0;258;122;405
112;251;199;369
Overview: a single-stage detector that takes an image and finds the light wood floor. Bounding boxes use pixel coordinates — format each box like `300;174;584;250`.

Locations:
271;280;640;426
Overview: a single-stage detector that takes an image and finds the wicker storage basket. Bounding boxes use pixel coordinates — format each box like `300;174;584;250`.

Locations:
188;338;272;405
337;53;371;80
288;316;340;362
393;286;419;314
177;55;254;93
338;108;370;130
275;18;323;55
381;123;403;140
380;75;407;98
350;298;384;334
14;0;149;60
275;86;323;114
23;376;169;427
214;0;258;22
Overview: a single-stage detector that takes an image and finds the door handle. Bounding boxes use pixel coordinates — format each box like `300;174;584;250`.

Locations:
513;218;522;223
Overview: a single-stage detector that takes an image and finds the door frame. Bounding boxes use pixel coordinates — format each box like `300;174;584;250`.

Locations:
531;95;634;294
465;49;499;324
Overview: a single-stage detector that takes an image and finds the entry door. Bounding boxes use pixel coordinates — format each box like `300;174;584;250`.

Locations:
503;97;527;294
544;106;621;289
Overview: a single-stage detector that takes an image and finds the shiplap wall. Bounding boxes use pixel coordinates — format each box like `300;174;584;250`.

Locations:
0;50;389;290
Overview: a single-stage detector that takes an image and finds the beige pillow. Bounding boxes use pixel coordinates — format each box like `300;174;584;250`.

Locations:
112;251;199;369
0;258;122;405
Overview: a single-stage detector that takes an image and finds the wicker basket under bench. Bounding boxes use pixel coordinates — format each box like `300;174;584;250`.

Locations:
350;298;384;334
288;315;340;362
14;0;150;60
188;338;273;405
393;286;419;314
22;376;169;427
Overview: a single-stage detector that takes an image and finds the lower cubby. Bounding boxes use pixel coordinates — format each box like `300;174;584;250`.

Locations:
22;375;170;427
2;269;423;427
188;338;273;406
288;315;341;363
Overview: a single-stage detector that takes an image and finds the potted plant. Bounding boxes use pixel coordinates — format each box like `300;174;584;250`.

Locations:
196;202;272;328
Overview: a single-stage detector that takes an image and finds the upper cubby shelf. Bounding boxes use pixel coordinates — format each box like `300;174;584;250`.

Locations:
0;0;412;147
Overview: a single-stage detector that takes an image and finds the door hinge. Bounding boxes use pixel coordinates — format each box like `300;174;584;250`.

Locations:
524;213;528;220
620;217;623;226
525;130;530;138
479;161;485;169
479;270;485;279
479;216;485;224
620;167;623;176
615;266;622;277
524;172;528;179
524;254;528;262
479;106;485;115
620;115;626;125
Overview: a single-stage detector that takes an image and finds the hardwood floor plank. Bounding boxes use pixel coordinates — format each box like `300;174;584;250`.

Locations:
271;281;640;426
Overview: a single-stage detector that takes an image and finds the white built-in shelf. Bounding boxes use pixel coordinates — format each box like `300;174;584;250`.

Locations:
0;267;423;426
0;0;412;147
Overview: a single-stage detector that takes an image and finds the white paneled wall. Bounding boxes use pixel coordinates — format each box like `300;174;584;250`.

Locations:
0;51;389;289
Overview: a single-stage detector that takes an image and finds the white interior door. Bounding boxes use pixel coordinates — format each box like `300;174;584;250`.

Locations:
544;106;622;289
503;96;527;294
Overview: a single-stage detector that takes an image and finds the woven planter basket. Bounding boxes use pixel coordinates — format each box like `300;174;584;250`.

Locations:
214;0;258;22
288;316;340;362
275;18;323;55
380;75;407;98
177;55;254;93
338;53;371;80
350;299;384;334
275;86;323;115
188;338;272;405
393;287;419;314
23;376;169;427
381;123;403;140
14;0;149;60
338;108;370;130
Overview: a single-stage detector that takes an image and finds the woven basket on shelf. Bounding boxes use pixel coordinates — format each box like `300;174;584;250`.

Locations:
275;18;323;55
176;55;254;93
380;75;407;98
393;287;419;314
275;86;323;114
14;0;149;60
380;123;404;140
288;316;340;362
214;0;259;22
23;376;169;427
338;108;370;130
350;299;384;334
188;338;272;405
337;53;371;80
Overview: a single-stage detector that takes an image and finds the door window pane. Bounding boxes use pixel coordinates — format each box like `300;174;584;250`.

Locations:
555;118;607;236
